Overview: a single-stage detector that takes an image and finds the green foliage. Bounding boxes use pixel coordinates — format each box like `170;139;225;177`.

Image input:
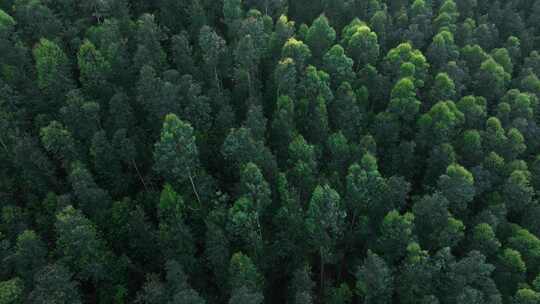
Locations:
475;57;511;101
430;72;456;103
0;9;15;30
77;40;112;101
495;248;526;297
28;264;81;304
437;163;475;215
384;42;429;87
224;0;243;39
282;38;312;72
377;210;415;263
356;251;393;304
418;100;464;145
306;184;345;263
341;19;380;67
504;170;534;215
154;113;200;186
4;2;540;303
508;225;540;277
134;14;166;72
306;15;336;61
322;45;354;87
32;38;75;104
290;265;315;304
12;230;46;287
229;252;264;303
55;206;108;282
427;30;459;69
388;77;421;123
0;278;23;304
469;223;501;257
413;192;464;251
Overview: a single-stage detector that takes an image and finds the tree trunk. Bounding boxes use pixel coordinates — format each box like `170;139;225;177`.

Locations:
320;247;324;300
338;212;357;282
0;137;8;154
188;170;202;207
132;159;149;192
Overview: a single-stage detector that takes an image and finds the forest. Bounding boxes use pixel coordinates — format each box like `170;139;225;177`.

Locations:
3;0;540;303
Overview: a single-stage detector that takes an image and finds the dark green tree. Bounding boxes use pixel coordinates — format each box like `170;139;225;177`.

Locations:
11;230;47;288
306;15;336;61
33;39;75;108
28;264;82;304
55;205;108;283
412;192;464;251
356;251;393;304
154;114;202;204
306;184;345;291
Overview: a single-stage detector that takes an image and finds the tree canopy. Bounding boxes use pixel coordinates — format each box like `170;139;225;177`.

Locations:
2;0;540;303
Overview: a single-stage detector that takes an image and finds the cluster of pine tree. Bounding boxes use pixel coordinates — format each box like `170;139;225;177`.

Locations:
3;0;540;303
